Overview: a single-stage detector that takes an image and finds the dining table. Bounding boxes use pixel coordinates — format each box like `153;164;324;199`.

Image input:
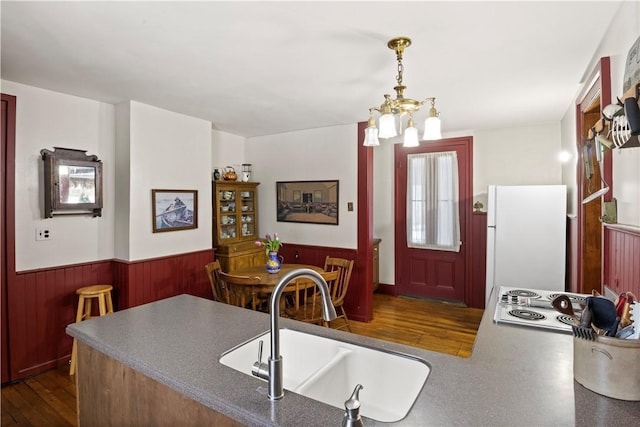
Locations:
228;264;325;313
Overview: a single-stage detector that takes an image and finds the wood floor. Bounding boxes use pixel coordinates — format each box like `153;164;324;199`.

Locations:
1;293;484;427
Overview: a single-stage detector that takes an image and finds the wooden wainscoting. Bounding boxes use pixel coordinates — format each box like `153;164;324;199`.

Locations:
112;249;214;309
470;212;487;309
6;261;113;380
4;250;214;383
603;224;640;297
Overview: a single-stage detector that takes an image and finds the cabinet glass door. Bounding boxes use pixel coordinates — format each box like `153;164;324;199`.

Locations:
239;189;256;238
219;189;237;240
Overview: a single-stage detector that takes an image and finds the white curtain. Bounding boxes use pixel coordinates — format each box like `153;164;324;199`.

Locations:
407;151;461;252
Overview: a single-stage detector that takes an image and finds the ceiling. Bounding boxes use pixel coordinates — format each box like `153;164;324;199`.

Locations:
1;1;623;138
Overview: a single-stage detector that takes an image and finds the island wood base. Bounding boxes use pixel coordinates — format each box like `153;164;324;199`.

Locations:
76;342;242;426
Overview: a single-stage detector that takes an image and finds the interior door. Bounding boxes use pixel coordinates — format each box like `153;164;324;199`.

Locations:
395;137;472;302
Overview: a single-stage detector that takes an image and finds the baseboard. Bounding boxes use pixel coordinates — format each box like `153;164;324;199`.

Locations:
375;283;397;296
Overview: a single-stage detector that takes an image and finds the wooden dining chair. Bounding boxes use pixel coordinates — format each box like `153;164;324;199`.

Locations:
205;260;226;303
290;270;340;326
217;271;265;311
323;256;355;331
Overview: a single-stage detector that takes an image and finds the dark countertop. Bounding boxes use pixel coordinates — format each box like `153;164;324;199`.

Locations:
67;289;640;426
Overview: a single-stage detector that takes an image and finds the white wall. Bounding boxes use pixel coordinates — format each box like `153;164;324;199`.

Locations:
1;80;116;271
561;0;640;226
123;101;213;261
245;125;358;250
114;101;131;260
211;129;245;179
472;123;563;208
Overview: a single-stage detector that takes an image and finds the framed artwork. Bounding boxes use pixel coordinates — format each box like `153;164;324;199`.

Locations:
276;180;338;225
152;189;198;233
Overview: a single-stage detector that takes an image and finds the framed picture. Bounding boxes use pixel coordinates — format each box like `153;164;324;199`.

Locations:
152;189;198;233
276;180;338;225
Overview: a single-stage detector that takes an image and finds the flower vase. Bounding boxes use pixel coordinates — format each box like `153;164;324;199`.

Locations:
266;251;283;274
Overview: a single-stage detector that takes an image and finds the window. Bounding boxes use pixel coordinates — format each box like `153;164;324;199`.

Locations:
407;151;460;252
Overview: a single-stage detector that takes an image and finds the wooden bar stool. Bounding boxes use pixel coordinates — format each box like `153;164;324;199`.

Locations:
69;285;114;375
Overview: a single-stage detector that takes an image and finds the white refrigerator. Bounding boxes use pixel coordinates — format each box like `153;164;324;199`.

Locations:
485;185;567;304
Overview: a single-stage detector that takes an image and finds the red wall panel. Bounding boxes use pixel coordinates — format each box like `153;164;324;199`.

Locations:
7;260;113;379
6;249;214;382
471;213;487;309
603;224;640;297
113;249;214;308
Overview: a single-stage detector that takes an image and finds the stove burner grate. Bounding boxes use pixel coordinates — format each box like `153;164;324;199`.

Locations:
506;289;541;299
547;293;586;306
556;315;576;326
508;309;546;321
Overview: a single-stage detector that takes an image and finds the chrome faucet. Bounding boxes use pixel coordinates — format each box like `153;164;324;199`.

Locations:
252;268;337;400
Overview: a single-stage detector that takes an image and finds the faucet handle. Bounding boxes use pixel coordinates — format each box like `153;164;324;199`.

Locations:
257;340;263;363
342;384;364;427
251;340;269;380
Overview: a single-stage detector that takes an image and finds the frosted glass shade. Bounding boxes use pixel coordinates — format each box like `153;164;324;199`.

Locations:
363;125;380;146
403;126;419;147
378;114;398;138
423;116;442;140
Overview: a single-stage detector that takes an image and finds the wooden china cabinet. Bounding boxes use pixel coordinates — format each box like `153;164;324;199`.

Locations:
213;181;265;272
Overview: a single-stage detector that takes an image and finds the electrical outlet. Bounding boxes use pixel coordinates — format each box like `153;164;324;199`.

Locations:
36;228;51;241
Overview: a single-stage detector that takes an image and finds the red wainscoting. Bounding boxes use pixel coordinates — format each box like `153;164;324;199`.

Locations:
278;244;364;321
113;249;214;309
7;261;113;380
603;224;640;298
6;250;214;382
470;212;487;309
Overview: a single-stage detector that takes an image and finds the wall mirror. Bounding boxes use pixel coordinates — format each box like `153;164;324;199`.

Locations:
40;147;103;217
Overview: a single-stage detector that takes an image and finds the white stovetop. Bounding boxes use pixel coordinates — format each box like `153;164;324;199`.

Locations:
493;286;590;334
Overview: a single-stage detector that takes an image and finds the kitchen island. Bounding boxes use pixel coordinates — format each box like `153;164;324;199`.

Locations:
66;290;640;426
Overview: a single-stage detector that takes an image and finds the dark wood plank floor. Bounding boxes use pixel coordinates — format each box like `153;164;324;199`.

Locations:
1;293;483;426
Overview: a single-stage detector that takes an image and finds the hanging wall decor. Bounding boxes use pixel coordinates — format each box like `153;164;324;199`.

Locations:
276;180;338;225
40;147;103;218
152;189;198;233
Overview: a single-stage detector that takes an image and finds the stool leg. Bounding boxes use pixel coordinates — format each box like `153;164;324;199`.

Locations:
98;294;107;316
106;291;114;314
70;296;86;376
83;298;92;320
75;296;86;323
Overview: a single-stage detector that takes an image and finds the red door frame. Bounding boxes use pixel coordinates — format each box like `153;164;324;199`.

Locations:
575;57;611;294
356;122;374;322
2;93;17;384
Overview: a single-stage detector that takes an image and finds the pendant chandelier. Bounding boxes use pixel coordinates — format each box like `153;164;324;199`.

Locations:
363;37;442;147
